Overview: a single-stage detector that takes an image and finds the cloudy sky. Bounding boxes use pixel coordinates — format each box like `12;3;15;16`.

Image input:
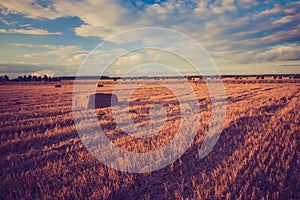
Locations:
0;0;299;77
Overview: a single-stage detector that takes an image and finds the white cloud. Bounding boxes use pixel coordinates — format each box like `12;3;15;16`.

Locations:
74;24;115;38
0;0;126;38
0;28;62;35
237;0;259;9
221;0;236;12
13;43;89;66
273;13;300;24
0;16;12;25
212;44;300;64
1;0;300;75
194;1;208;14
252;5;281;19
32;69;55;77
45;45;87;60
255;44;300;62
0;0;296;45
283;2;300;15
102;48;199;76
239;25;300;47
146;3;169;15
53;0;127;38
11;43;37;47
0;0;62;19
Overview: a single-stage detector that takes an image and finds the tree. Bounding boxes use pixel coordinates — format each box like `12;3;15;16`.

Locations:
3;75;9;81
28;75;32;81
43;75;48;81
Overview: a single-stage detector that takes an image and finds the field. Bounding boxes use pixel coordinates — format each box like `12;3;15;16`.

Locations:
0;79;299;199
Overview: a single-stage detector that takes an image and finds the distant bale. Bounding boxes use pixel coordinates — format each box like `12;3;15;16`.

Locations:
97;83;104;87
14;101;22;105
88;93;118;109
55;84;62;88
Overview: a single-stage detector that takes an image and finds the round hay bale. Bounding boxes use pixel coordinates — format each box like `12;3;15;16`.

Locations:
88;93;118;109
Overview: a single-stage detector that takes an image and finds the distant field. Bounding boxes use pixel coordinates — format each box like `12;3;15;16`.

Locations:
0;80;299;199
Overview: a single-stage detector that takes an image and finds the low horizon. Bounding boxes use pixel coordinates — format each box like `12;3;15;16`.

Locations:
2;73;300;80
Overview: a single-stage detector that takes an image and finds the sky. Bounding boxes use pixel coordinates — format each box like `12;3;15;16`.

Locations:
0;0;299;77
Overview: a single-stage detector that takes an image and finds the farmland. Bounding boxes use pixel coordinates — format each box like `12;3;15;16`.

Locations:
0;79;299;199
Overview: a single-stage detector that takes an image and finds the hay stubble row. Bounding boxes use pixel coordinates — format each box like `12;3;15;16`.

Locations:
0;80;299;199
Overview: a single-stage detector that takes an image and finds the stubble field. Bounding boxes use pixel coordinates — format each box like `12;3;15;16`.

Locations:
0;79;299;199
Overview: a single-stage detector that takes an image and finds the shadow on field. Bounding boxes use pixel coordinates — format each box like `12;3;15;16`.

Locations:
2;91;297;200
108;99;289;199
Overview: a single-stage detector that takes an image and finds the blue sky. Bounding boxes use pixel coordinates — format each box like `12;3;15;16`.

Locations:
0;0;299;77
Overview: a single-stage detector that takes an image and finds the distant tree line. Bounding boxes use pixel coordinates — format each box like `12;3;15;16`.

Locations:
1;74;299;82
0;75;60;82
0;75;9;82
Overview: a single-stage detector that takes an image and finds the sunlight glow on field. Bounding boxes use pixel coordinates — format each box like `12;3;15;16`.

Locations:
0;80;299;199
